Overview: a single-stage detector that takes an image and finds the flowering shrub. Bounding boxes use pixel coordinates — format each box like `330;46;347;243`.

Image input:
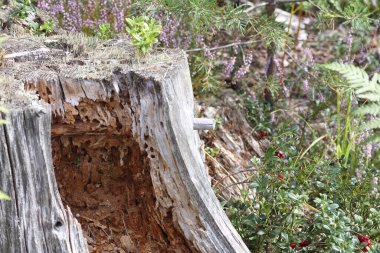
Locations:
12;0;36;19
37;0;130;32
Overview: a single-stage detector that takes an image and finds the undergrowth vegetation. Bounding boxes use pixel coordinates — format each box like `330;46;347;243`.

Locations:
223;85;380;252
6;0;380;251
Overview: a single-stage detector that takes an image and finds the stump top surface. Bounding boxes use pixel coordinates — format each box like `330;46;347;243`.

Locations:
1;34;184;81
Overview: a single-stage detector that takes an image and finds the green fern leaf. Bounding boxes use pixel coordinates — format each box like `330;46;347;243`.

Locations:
357;93;380;102
360;118;380;131
353;103;380;116
323;63;380;144
371;73;380;85
322;63;370;90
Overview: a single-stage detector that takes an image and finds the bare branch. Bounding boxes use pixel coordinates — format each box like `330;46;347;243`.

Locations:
245;0;309;12
185;39;259;53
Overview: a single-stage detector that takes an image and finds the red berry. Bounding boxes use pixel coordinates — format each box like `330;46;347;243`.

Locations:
358;234;371;252
358;234;371;245
358;234;366;243
275;151;285;159
289;242;296;249
278;174;284;180
257;130;268;139
299;240;310;248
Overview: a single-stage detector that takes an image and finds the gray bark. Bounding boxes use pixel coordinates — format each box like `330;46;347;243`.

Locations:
0;104;88;253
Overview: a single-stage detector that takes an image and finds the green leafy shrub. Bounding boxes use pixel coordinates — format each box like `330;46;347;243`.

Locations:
12;0;36;19
222;99;379;252
224;139;379;252
312;0;373;32
96;23;114;40
125;16;162;56
30;19;55;36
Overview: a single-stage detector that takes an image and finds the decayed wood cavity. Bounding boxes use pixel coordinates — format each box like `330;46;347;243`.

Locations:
2;34;249;253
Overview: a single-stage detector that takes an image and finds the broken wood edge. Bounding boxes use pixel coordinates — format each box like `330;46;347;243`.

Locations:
193;118;215;130
128;58;250;252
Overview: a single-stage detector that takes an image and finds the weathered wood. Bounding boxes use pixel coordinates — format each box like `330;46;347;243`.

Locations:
3;48;66;61
0;102;88;253
0;35;250;252
193;118;215;130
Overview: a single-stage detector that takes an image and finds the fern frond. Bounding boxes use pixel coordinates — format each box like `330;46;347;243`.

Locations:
323;63;380;144
322;63;380;101
322;63;369;89
371;73;380;85
357;92;380;102
353;103;380;116
360;118;380;131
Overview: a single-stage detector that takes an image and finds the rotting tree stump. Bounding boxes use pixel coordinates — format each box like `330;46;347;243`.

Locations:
0;35;250;253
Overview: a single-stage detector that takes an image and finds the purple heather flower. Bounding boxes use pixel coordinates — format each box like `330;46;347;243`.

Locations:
182;34;192;50
203;47;214;59
224;57;236;77
317;92;325;103
37;0;132;32
234;51;252;80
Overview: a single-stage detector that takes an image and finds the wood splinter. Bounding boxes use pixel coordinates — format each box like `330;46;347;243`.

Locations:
193;118;215;130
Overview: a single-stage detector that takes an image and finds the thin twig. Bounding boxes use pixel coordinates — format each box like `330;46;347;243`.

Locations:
278;0;308;3
245;2;267;12
245;0;309;12
185;39;259;53
213;168;257;189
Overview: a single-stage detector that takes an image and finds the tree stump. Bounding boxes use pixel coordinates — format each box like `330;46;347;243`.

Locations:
0;78;88;252
0;35;250;252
